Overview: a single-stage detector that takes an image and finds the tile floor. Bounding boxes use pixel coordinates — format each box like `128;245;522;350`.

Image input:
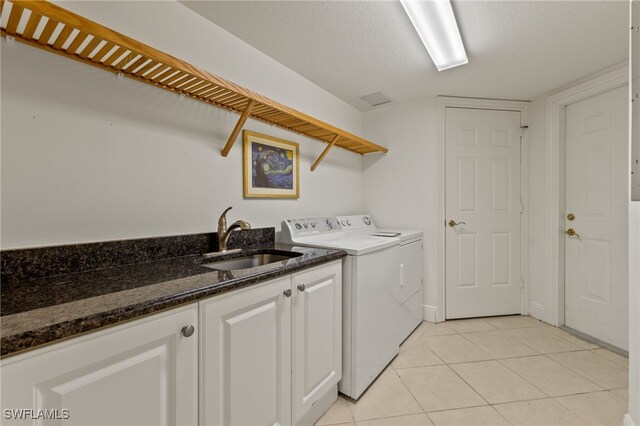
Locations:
315;316;629;426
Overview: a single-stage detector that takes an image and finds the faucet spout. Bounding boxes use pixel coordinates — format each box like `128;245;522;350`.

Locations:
229;220;251;231
217;207;251;252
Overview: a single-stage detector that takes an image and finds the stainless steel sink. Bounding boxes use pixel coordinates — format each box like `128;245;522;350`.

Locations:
201;252;302;271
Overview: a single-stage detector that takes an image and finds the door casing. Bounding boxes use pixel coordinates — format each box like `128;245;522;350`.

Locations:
435;96;530;323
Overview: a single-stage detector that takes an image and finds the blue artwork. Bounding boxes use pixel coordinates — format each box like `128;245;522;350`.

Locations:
251;142;294;189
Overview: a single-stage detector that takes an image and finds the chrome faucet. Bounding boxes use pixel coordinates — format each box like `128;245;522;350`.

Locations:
217;207;251;252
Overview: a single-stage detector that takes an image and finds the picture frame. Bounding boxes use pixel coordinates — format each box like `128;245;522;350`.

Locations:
243;130;300;198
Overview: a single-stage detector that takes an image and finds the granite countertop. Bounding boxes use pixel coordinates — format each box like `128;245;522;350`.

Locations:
0;243;346;358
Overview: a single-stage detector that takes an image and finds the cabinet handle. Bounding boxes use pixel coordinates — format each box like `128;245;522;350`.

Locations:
283;289;292;297
297;284;306;292
181;325;195;338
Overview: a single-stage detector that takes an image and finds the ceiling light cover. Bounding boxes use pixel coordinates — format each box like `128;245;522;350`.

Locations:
401;0;468;71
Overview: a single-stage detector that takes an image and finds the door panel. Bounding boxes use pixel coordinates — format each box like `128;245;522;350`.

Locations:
292;262;341;423
564;85;628;350
457;233;477;287
200;277;291;426
491;232;511;285
445;107;522;318
0;304;198;426
458;158;477;212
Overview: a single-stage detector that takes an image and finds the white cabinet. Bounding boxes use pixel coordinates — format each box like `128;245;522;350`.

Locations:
0;303;199;426
199;260;342;426
0;261;342;426
199;276;292;426
292;262;342;424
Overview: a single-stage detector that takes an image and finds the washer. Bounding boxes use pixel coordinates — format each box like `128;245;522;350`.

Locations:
281;216;402;399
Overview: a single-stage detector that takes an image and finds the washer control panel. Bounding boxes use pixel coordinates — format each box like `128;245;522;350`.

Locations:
283;216;342;237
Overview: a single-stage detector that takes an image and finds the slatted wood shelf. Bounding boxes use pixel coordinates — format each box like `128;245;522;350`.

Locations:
0;0;388;168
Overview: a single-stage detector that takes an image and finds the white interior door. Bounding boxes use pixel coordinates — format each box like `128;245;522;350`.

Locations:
445;107;522;319
564;85;629;351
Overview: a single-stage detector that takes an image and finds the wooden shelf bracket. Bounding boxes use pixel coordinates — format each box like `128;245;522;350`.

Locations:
221;99;255;157
311;134;340;171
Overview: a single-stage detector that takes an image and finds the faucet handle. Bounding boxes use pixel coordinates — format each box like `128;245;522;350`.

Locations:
219;207;233;227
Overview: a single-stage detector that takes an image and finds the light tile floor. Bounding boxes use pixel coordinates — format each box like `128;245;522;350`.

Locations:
315;316;629;426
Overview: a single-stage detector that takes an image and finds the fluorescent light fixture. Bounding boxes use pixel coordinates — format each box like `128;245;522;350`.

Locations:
401;0;468;71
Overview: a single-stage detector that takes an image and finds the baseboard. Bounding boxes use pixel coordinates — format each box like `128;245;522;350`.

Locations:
423;305;439;323
624;414;636;426
528;301;545;321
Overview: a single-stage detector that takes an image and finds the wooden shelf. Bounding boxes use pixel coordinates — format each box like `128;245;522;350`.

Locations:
0;0;388;167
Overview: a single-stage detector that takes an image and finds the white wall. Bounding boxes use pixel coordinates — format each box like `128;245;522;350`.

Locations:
0;1;366;249
525;98;548;321
629;2;640;423
629;202;639;426
362;98;438;315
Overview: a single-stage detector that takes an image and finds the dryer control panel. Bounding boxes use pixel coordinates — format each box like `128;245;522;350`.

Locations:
335;215;376;230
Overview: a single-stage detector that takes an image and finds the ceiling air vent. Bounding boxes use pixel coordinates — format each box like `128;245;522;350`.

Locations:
359;91;392;107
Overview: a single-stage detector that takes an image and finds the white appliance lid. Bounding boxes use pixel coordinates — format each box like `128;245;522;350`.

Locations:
293;234;399;255
376;228;423;243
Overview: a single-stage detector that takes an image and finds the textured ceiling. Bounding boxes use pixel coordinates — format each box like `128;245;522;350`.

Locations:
181;1;628;111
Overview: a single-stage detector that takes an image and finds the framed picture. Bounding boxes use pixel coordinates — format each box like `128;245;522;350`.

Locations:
243;130;300;198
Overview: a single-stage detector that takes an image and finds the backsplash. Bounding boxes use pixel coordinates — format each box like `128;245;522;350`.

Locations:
0;228;274;283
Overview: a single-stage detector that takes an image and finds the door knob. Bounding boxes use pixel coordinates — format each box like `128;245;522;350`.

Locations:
448;220;466;227
283;289;292;297
297;284;306;292
565;228;580;238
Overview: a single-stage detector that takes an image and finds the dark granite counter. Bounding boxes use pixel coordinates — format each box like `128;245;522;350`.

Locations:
0;230;346;358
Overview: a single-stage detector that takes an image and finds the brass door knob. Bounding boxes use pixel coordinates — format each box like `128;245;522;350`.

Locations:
448;220;466;227
565;228;580;237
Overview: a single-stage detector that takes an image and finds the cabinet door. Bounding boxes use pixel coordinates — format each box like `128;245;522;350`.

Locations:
200;277;291;426
0;304;198;426
400;240;423;303
292;261;342;423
